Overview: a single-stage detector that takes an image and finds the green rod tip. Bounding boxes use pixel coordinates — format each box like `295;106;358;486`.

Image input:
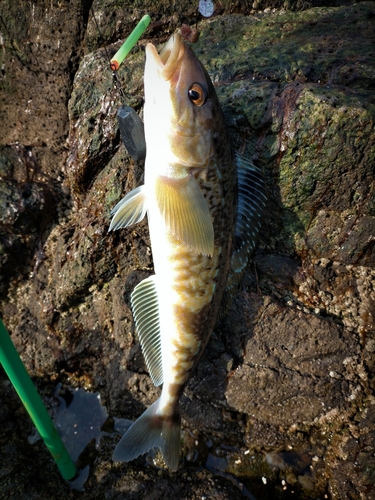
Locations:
110;14;151;71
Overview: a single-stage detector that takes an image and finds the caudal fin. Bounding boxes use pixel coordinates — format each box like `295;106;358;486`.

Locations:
112;398;181;471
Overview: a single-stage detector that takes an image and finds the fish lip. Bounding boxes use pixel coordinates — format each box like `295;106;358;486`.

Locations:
145;33;183;81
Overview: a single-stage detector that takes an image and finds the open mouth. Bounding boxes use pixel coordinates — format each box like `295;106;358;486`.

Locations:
146;33;183;81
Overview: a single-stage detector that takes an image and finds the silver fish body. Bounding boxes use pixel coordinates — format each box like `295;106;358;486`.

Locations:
109;31;266;470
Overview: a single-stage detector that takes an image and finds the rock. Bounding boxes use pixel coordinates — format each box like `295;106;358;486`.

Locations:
225;295;358;426
1;0;375;498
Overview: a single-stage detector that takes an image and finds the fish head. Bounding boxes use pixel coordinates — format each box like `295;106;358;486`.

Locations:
144;32;221;171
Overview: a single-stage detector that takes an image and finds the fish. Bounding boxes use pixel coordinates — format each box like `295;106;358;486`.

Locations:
108;27;266;471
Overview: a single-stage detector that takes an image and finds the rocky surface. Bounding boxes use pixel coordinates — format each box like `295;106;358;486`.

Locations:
1;0;375;498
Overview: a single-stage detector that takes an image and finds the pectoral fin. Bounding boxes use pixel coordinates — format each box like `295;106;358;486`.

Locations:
108;185;147;231
155;174;214;256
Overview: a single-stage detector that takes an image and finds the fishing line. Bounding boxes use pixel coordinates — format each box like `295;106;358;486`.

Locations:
89;2;214;161
90;7;125;101
90;7;149;161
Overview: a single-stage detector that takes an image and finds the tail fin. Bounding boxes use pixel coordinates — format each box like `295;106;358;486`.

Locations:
112;398;181;471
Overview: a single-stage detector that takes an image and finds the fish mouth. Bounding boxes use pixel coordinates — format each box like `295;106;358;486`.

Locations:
145;33;183;81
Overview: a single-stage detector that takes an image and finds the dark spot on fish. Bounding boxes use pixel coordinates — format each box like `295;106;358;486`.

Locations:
173;302;212;342
153;411;181;426
167;382;186;402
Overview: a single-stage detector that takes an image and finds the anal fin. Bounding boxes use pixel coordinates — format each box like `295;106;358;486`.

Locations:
131;275;163;386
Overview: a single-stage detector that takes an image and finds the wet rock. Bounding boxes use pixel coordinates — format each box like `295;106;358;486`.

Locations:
225;295;358;425
1;1;375;499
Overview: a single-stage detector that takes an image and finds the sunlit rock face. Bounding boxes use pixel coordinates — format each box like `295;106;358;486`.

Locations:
0;1;374;498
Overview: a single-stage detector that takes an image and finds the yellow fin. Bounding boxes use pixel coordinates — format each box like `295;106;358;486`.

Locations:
155;174;214;256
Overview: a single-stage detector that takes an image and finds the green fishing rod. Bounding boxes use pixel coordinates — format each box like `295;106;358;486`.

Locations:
91;10;151;161
0;318;76;480
106;14;151;161
110;14;151;71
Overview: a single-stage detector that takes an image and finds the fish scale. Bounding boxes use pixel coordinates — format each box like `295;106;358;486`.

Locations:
149;164;233;392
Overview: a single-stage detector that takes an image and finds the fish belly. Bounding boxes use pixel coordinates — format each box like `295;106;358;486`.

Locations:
148;210;220;416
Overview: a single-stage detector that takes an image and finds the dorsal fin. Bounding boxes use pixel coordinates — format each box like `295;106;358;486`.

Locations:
219;155;267;319
131;275;163;386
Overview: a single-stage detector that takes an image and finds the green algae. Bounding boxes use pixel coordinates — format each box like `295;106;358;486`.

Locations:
196;3;375;86
279;85;375;236
189;4;375;258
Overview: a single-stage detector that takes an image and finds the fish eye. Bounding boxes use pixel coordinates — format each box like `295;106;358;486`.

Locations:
188;83;206;106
